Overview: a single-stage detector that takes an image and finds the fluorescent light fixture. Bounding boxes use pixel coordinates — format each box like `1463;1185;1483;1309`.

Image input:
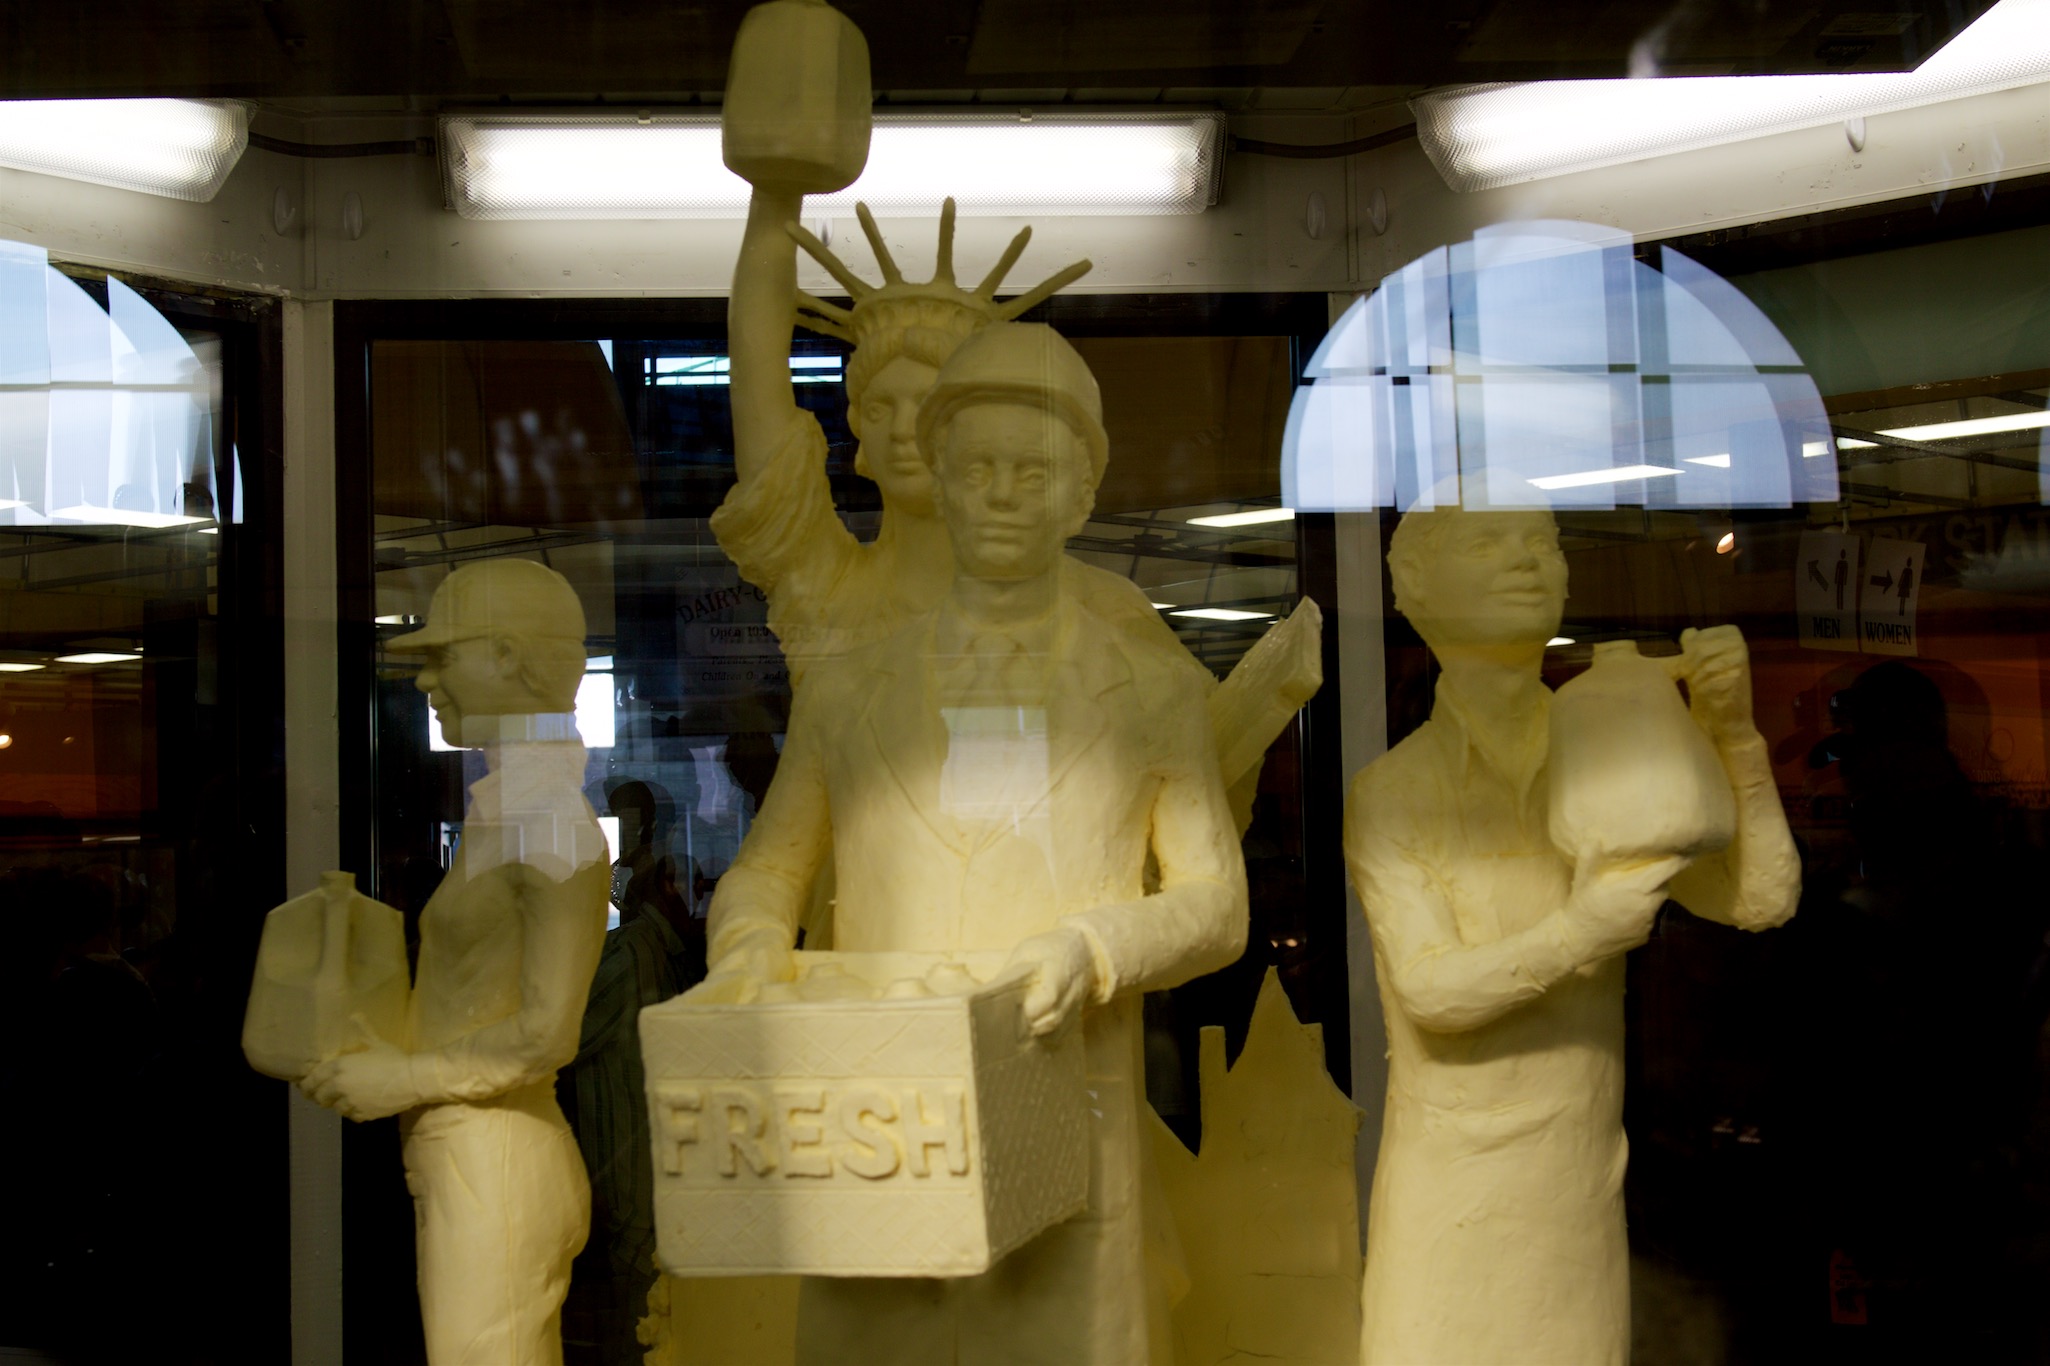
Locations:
49;505;210;529
374;614;418;626
442;111;1224;219
56;652;141;664
197;525;219;535
1186;507;1297;528
0;662;45;672
1547;636;1576;647
0;499;25;511
1527;464;1684;491
1412;0;2050;191
1837;437;1879;449
1149;602;1175;610
647;355;844;387
1171;607;1273;622
1801;440;1834;458
586;655;614;671
1684;453;1733;468
0;100;248;201
1877;411;2050;441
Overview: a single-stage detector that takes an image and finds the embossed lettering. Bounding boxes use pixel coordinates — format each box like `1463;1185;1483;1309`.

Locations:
654;1083;704;1175
777;1087;833;1178
713;1086;777;1177
901;1086;970;1177
835;1087;903;1179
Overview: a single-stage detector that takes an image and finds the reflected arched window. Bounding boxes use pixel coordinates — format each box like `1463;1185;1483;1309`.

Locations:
0;239;216;528
1284;220;1839;513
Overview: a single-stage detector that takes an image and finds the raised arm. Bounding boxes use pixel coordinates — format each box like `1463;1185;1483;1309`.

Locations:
729;187;806;483
1347;763;1682;1035
1667;625;1801;931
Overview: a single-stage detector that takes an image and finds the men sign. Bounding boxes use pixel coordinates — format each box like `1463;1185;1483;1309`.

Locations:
1795;530;1860;652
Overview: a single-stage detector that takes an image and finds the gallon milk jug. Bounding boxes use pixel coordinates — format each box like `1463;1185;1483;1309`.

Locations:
243;871;410;1080
1548;640;1737;866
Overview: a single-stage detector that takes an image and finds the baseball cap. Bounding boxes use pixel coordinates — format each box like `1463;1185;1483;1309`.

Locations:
387;558;588;652
916;322;1108;482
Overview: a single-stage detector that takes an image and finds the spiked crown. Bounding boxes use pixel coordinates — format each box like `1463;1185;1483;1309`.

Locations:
787;198;1090;407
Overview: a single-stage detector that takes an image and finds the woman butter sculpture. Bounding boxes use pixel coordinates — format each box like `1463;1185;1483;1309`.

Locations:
695;322;1248;1365
246;559;611;1366
1346;503;1800;1365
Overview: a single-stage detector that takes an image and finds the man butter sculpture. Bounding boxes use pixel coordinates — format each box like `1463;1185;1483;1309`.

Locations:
267;559;610;1366
714;1;1320;858
1347;503;1800;1365
694;322;1249;1365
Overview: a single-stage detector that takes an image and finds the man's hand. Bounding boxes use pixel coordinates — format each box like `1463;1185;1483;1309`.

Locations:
687;936;799;1006
1561;854;1690;962
1005;927;1099;1039
300;1043;422;1122
1679;625;1757;746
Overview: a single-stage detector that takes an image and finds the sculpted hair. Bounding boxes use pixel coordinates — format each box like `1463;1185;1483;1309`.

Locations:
502;633;586;713
1387;504;1463;621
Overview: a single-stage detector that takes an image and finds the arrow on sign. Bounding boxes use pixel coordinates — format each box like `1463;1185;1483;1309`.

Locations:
1869;571;1894;592
1808;561;1830;590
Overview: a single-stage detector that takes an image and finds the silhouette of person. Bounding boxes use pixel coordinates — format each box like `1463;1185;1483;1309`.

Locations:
1896;558;1914;616
563;780;704;1365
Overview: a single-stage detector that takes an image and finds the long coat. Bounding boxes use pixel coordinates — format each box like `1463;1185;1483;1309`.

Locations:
708;595;1247;1366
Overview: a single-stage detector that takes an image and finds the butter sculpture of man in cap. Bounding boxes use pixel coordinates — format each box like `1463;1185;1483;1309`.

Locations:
290;558;611;1366
696;322;1248;1365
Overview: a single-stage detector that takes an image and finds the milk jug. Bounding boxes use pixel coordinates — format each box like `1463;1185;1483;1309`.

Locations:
1548;640;1736;866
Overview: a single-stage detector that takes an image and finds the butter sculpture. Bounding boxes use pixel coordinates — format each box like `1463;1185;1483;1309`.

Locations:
712;0;1319;819
1152;969;1364;1366
1346;503;1799;1366
671;321;1248;1364
247;558;611;1366
642;950;1088;1276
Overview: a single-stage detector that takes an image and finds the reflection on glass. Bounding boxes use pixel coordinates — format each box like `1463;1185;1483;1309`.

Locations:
1283;220;1839;513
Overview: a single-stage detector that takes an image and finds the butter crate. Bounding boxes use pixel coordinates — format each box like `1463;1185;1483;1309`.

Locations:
638;950;1089;1278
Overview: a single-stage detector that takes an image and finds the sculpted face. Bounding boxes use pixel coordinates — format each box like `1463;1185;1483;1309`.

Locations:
852;355;941;514
414;635;531;747
933;402;1092;583
1399;509;1566;650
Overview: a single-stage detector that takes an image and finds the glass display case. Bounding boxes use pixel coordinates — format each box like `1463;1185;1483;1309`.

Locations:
2;2;2049;1362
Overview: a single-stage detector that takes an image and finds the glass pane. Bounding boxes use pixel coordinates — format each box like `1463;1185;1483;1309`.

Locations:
0;274;282;1359
364;314;1314;1362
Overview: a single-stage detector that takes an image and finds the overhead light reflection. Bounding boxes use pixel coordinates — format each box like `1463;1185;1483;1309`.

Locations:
1171;607;1274;622
1527;464;1685;491
1878;411;2050;441
1186;507;1297;528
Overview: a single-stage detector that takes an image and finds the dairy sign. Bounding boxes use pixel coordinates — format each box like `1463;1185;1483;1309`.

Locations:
673;569;787;698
